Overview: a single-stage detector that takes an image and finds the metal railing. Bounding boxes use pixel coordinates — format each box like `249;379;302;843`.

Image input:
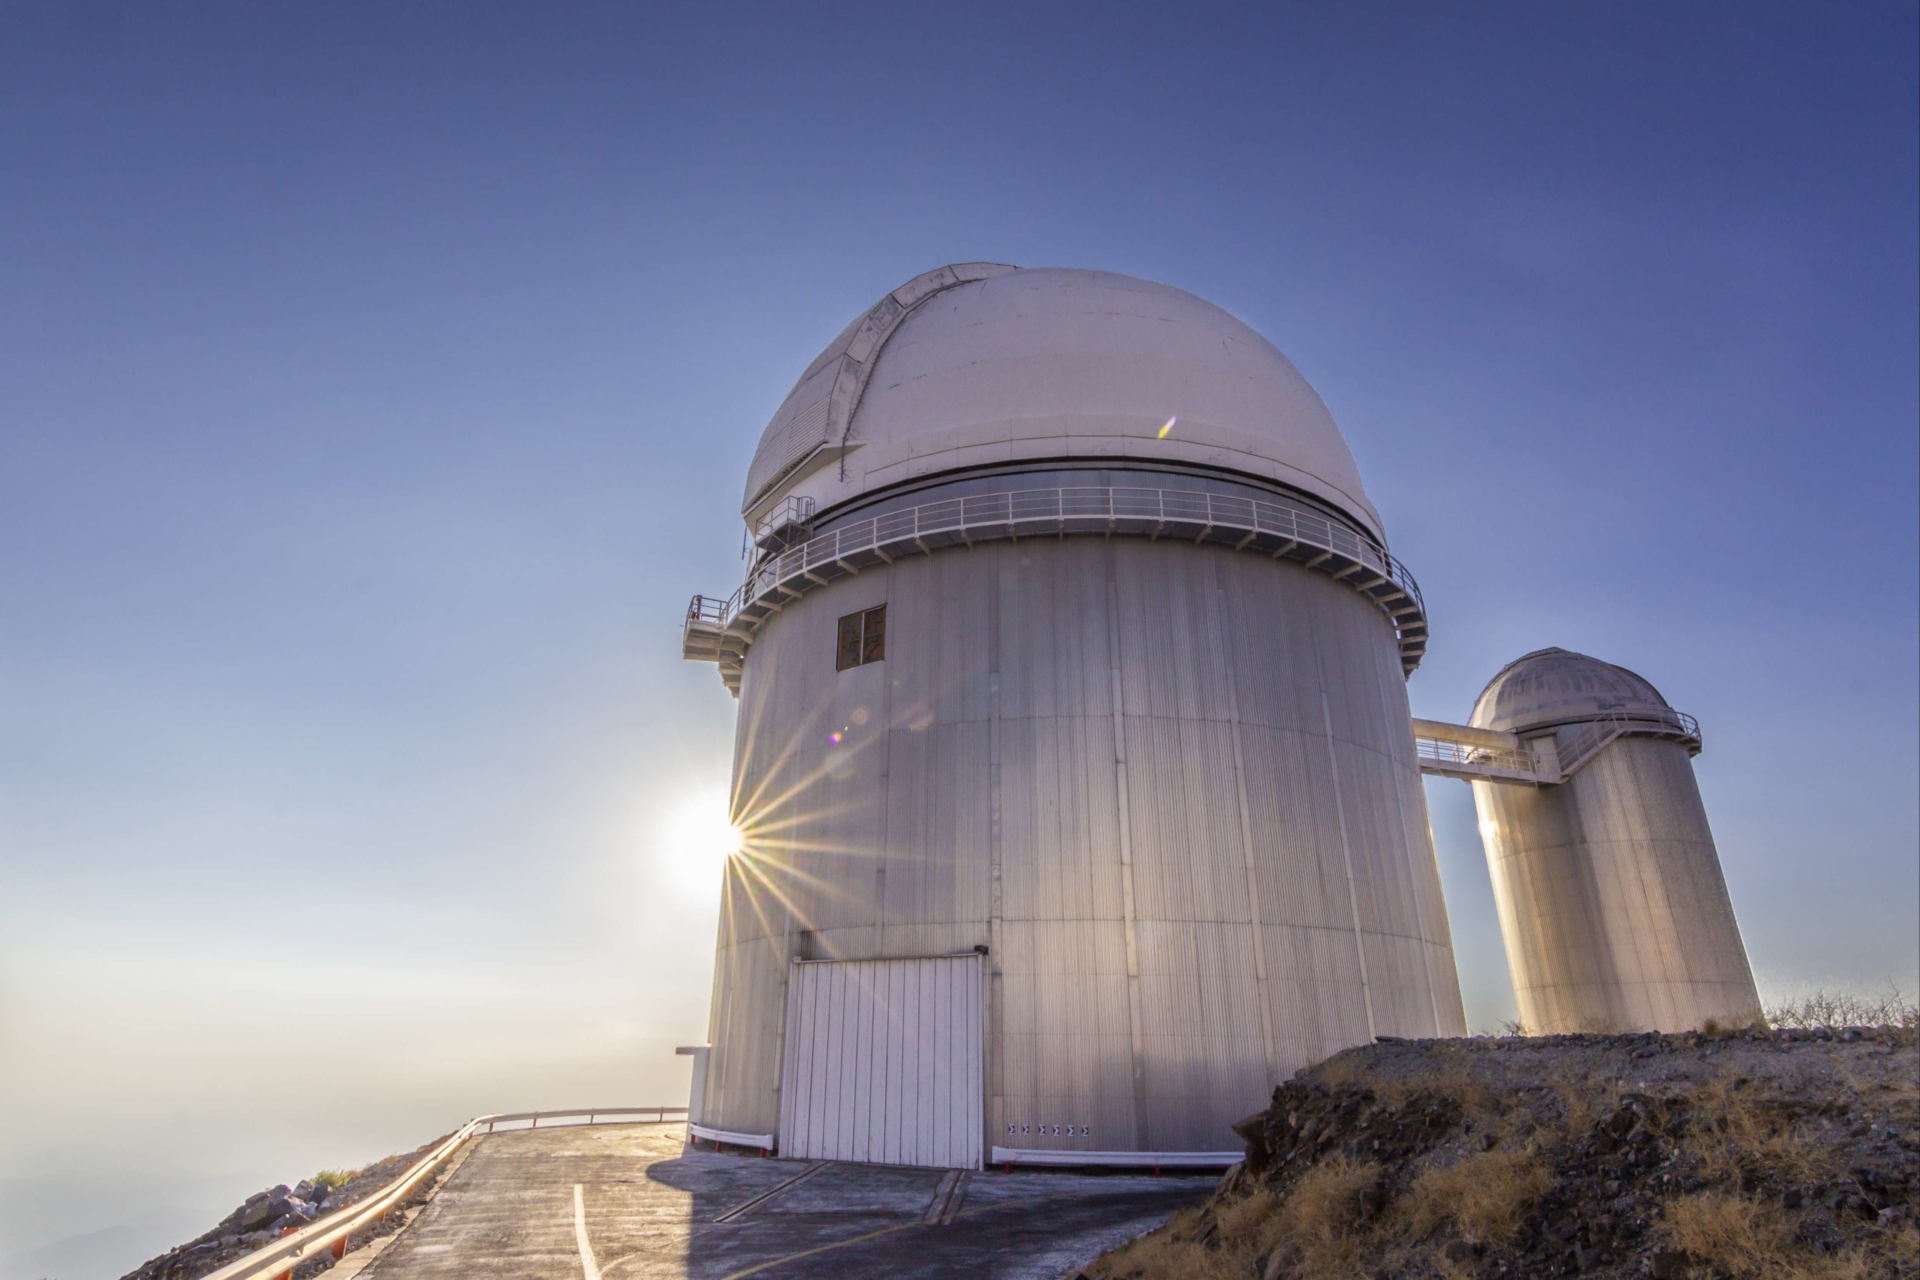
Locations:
200;1107;687;1280
1554;709;1701;776
1414;709;1702;789
690;485;1428;678
1414;735;1542;780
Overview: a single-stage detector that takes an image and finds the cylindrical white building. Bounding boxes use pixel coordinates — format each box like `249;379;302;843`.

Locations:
683;265;1467;1168
1469;648;1762;1035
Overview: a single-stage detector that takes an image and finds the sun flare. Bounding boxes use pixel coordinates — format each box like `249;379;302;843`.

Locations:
655;790;743;901
667;792;742;866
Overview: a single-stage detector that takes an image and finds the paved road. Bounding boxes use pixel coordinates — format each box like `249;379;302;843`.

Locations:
358;1124;1212;1280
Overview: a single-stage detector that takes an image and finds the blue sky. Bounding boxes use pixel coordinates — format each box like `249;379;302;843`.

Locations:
2;4;1915;1275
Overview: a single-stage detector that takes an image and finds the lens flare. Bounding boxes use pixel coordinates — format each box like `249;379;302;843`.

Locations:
658;791;742;900
1157;415;1177;439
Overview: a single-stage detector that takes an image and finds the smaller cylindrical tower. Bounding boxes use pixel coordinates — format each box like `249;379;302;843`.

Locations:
1469;648;1761;1034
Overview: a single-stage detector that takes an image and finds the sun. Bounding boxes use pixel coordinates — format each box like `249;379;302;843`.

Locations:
661;790;743;891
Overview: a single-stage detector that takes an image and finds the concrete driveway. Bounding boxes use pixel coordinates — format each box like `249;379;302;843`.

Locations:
356;1123;1213;1279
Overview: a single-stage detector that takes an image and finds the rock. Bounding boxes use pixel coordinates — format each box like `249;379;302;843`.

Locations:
1232;1109;1271;1172
1797;1212;1844;1252
1650;1250;1692;1279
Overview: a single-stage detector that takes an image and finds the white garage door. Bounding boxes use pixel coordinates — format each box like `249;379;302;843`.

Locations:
778;954;983;1169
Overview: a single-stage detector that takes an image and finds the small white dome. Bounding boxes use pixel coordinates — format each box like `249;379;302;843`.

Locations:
1471;648;1675;734
742;265;1385;543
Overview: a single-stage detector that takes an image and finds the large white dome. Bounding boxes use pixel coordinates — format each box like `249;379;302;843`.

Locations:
742;264;1386;543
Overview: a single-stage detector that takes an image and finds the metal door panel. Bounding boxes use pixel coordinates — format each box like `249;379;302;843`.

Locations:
779;955;982;1169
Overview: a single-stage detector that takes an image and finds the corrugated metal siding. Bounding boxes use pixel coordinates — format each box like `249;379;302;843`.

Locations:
778;955;984;1169
705;534;1467;1154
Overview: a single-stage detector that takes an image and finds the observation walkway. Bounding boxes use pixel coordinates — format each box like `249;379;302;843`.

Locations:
684;485;1429;693
1413;711;1701;787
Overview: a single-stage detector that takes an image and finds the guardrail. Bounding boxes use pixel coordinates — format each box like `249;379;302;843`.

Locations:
1414;735;1547;784
200;1107;687;1280
1555;709;1701;776
686;595;727;627
1414;709;1702;789
686;485;1429;686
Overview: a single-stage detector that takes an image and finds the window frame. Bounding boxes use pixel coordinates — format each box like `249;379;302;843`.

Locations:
836;604;886;671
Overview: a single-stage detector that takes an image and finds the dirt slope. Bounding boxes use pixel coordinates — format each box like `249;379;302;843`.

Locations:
1084;1027;1918;1280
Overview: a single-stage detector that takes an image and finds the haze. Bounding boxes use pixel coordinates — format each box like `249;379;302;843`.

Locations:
2;5;1914;1276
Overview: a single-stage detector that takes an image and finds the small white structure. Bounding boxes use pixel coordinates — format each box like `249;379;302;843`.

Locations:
685;265;1467;1168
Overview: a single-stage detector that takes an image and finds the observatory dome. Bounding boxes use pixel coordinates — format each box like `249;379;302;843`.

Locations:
742;265;1386;544
1470;647;1675;735
691;261;1465;1165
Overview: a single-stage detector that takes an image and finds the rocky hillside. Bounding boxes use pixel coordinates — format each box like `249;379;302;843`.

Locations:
118;1134;451;1280
1084;1026;1918;1280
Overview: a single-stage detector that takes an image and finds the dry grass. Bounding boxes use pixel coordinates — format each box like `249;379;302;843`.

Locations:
1394;1147;1550;1246
1659;1193;1783;1277
1094;1149;1556;1280
1086;1159;1385;1280
1092;1034;1919;1280
1261;1157;1380;1276
1681;1075;1839;1191
1084;1205;1244;1280
1655;1193;1883;1280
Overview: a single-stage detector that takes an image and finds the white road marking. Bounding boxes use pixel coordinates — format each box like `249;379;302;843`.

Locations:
574;1183;602;1280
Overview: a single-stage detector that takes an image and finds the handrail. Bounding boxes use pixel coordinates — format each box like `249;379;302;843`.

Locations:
687;485;1429;681
1554;709;1701;776
1414;709;1702;788
198;1106;688;1280
741;487;1416;616
1414;735;1542;780
687;596;727;626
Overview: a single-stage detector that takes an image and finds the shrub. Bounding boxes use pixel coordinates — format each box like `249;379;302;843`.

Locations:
1394;1147;1550;1246
1765;985;1918;1031
1262;1157;1381;1280
1658;1193;1784;1278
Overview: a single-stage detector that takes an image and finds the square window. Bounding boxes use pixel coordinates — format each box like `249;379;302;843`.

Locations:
836;605;887;670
